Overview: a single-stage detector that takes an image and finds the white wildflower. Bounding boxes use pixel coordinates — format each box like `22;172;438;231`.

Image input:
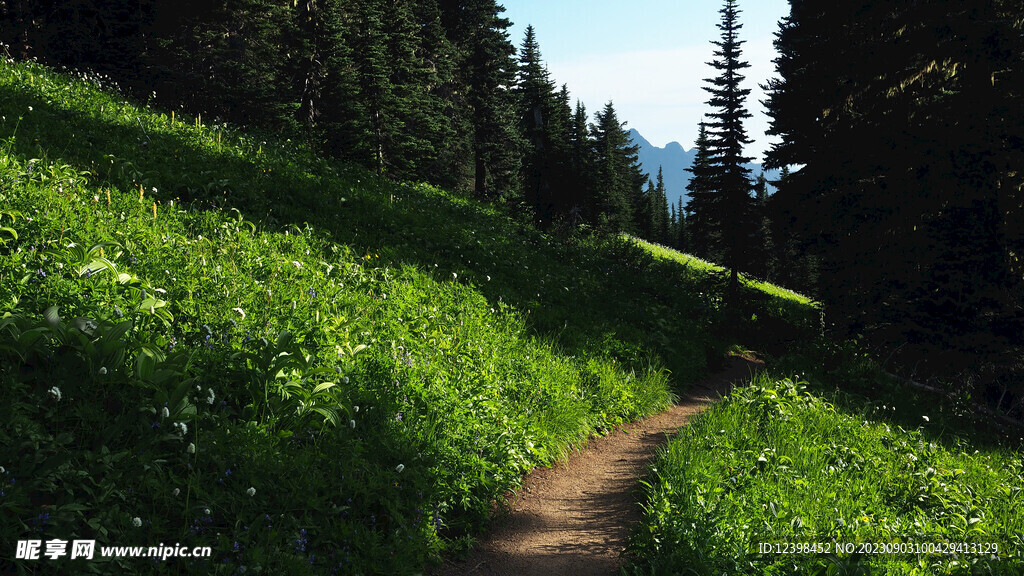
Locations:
48;386;62;401
161;406;170;419
232;307;246;319
132;517;142;528
395;464;405;474
922;415;930;422
174;422;188;437
172;488;180;497
187;443;196;454
246;487;256;497
98;367;107;375
206;388;215;405
349;419;356;429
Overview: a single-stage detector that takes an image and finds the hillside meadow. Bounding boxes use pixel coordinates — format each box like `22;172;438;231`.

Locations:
4;56;1017;576
0;57;819;574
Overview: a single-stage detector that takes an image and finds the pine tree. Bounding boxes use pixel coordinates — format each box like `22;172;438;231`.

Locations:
763;0;1024;376
439;0;522;199
590;101;643;233
676;197;688;251
685;122;718;260
567;100;593;222
656;167;670;243
702;0;756;293
290;0;362;157
640;179;656;239
515;26;565;223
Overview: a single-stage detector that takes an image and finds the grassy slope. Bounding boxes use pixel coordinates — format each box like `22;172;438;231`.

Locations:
626;242;1024;575
0;59;817;574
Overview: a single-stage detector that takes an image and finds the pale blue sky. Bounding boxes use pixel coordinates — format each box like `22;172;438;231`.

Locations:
501;0;790;161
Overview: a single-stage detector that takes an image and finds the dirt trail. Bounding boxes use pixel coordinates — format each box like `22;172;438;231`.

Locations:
432;356;762;576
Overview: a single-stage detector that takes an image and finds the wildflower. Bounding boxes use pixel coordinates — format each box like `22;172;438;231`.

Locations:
187;443;196;454
48;386;62;402
27;106;32;112
98;367;107;375
206;388;215;405
232;307;246;319
132;517;142;528
349;420;356;429
174;422;188;437
172;488;180;497
246;487;256;497
922;415;930;422
395;464;405;474
204;508;211;516
161;406;170;419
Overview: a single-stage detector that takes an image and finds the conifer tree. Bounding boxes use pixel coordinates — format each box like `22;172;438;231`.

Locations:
685;122;718;260
590;101;643;233
439;0;522;200
640;179;656;239
676;197;688;251
763;0;1024;376
567;100;594;221
655;167;670;243
515;26;563;223
702;0;756;293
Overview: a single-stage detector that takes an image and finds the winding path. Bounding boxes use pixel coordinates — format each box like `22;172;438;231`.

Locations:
432;356;761;576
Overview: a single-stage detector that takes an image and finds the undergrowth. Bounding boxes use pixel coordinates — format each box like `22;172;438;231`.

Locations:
0;56;824;574
626;372;1024;575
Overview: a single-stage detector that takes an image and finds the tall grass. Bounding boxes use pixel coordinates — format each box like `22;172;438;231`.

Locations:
627;373;1024;575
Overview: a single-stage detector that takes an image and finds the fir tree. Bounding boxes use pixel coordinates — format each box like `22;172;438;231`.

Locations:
514;26;564;223
702;0;755;293
439;0;522;200
567;100;593;222
590;101;643;233
685;122;718;261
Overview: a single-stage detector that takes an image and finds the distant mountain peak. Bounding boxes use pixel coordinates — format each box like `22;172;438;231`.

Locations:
631;128;777;206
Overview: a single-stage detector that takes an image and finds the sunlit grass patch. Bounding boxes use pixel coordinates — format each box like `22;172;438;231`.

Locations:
627;374;1024;575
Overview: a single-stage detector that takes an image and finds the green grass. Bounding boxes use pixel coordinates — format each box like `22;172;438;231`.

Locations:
629;236;823;355
626;373;1024;575
0;57;825;575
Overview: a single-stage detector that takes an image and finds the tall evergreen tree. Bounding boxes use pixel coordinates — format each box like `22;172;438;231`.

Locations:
655;167;670;243
439;0;522;200
676;196;688;251
567;100;594;221
701;0;756;293
685;122;718;261
764;0;1024;376
590;101;643;233
514;26;567;223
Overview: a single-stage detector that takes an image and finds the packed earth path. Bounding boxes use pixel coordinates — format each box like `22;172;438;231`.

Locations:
432;355;763;576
